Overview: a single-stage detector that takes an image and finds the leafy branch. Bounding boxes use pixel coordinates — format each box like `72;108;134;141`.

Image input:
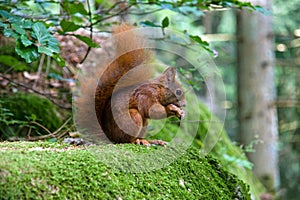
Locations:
0;10;63;65
0;0;262;65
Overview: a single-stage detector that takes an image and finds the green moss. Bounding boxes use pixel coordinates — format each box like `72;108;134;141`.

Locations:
0;141;250;199
148;101;265;198
0;93;63;139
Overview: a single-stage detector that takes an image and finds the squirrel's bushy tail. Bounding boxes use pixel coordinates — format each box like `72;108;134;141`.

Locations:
96;24;150;96
94;24;151;136
74;24;151;143
73;24;152;143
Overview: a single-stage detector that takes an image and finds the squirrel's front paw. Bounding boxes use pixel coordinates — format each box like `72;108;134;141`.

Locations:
167;104;185;119
179;109;186;119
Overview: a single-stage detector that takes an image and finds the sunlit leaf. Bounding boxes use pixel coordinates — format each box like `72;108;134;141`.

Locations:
37;46;54;56
12;23;26;34
47;37;60;53
22;19;33;29
32;22;50;45
32;22;60;56
29;114;37;121
3;28;18;39
20;35;33;47
52;54;66;67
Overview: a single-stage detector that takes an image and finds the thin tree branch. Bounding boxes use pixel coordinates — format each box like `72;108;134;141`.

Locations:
276;99;300;108
26;117;72;141
128;8;163;15
80;0;93;64
33;54;45;89
91;4;133;26
95;1;125;15
0;74;72;110
52;117;72;135
30;121;53;135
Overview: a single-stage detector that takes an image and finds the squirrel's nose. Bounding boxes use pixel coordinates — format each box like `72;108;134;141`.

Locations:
180;100;186;107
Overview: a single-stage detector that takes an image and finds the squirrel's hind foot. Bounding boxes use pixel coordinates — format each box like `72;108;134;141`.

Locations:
133;139;167;147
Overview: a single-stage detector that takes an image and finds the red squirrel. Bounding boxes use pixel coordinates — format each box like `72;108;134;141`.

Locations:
94;24;186;146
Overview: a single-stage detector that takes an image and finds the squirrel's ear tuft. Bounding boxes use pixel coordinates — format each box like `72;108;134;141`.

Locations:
163;67;176;82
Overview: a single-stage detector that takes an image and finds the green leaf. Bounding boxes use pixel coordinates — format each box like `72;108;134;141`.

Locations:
0;10;10;19
32;22;60;55
29;114;37;121
7;14;23;24
63;2;88;15
22;19;33;29
52;54;66;67
12;23;26;35
60;19;81;32
73;35;99;48
37;46;54;56
32;22;50;45
3;29;18;39
189;35;212;53
47;37;60;53
20;35;33;47
129;0;137;4
15;41;39;63
189;35;209;46
0;21;7;28
161;16;169;28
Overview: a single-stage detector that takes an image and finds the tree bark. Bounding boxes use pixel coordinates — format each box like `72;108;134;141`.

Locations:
236;0;280;191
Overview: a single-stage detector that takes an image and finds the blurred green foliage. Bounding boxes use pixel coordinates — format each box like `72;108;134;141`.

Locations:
0;0;261;64
273;1;300;197
0;93;62;140
205;2;300;198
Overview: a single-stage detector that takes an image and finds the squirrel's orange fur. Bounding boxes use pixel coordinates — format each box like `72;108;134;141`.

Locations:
92;24;186;146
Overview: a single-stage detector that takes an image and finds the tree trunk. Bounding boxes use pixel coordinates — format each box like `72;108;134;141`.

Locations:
236;0;280;192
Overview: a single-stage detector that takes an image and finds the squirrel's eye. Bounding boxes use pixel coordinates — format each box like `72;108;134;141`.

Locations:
176;89;182;96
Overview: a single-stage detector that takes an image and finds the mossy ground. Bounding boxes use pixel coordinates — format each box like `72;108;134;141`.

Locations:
0;141;250;199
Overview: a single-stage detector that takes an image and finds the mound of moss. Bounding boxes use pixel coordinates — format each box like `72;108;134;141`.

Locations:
0;93;63;140
149;101;265;199
0;142;250;199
